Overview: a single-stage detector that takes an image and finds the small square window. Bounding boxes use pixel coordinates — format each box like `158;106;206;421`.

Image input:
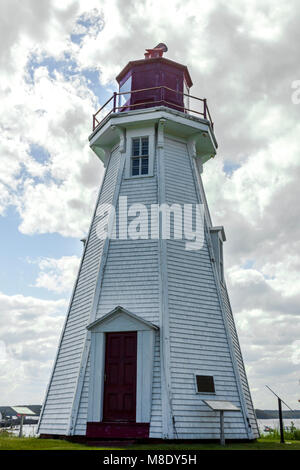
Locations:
131;137;149;177
195;375;215;393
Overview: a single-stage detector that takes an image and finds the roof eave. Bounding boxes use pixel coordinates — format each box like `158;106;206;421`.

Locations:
116;57;193;88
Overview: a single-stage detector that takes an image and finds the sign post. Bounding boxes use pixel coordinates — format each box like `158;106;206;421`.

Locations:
266;385;295;445
220;410;225;446
11;407;36;438
278;398;285;444
204;400;241;446
18;415;24;438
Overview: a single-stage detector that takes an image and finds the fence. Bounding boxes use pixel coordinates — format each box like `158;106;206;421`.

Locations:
92;86;214;131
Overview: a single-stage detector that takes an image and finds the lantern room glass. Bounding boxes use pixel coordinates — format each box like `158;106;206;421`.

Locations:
118;75;132;108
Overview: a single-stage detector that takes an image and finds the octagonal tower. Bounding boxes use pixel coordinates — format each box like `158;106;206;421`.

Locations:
38;45;259;442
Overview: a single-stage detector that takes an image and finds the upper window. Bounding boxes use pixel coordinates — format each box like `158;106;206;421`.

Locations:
131;137;149;177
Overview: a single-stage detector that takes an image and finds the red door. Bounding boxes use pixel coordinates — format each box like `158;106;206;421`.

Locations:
103;332;137;422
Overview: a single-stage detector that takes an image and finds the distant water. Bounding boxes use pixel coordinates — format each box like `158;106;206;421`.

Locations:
258;418;300;434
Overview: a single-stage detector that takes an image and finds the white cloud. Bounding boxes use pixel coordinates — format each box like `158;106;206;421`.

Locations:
236;0;292;41
226;264;300;408
1;0;300;409
262;258;300;297
32;255;81;293
0;291;67;404
0;24;103;235
0;340;7;363
290;341;300;365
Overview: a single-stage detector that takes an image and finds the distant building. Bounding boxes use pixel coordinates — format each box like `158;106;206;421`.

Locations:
0;405;41;425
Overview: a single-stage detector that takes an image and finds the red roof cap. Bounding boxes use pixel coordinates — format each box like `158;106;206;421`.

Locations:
144;43;168;59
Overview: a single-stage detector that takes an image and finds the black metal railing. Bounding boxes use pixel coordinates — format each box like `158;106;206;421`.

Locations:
92;85;214;131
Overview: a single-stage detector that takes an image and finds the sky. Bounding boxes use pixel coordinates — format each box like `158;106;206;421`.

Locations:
0;0;299;411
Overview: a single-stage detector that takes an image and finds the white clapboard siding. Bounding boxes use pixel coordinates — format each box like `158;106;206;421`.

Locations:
40;119;258;440
97;153;159;319
164;137;248;439
220;283;259;438
73;150;162;435
38;147;122;435
149;332;162;437
73;357;91;435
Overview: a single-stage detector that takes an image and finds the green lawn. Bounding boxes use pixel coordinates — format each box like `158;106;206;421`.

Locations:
0;435;300;450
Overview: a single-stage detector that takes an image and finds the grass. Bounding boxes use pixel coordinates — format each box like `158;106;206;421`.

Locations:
129;439;300;450
1;434;300;451
260;426;300;442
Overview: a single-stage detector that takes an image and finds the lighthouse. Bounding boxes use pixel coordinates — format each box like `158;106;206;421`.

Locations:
38;44;259;441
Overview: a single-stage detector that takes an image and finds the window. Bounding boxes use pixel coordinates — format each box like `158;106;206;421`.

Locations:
183;79;190;111
118;75;132;108
125;128;154;179
195;375;215;394
131;137;149;176
219;239;224;284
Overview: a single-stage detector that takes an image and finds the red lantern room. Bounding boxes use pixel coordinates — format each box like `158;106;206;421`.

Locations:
115;43;193;113
92;44;214;132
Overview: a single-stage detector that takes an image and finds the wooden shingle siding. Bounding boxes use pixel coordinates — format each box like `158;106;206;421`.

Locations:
96;156;159;322
149;332;162;437
73;358;90;435
73;148;163;435
40;122;258;440
220;284;259;438
164;137;248;439
38;148;121;435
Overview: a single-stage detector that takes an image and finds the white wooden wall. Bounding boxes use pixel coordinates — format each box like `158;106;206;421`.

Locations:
72;148;163;436
39;125;258;440
38;147;122;435
163;137;253;439
220;284;259;437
